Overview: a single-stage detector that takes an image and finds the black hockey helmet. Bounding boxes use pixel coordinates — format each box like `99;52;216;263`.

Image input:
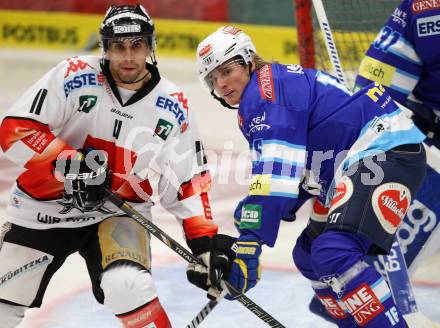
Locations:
99;4;156;56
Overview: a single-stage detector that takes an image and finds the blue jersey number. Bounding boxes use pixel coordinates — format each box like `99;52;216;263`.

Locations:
373;26;401;53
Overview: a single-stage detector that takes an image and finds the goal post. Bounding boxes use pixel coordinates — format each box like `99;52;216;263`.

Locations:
294;0;401;89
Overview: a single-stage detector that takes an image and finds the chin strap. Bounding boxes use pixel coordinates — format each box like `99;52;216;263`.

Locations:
210;90;238;110
150;51;157;67
117;70;151;85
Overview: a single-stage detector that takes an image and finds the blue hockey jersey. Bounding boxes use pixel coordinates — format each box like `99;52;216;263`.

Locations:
355;0;440;111
237;63;425;246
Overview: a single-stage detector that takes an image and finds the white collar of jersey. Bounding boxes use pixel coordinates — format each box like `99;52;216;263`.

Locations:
117;87;137;104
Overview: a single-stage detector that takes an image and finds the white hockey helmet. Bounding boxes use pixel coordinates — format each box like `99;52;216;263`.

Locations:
196;26;256;92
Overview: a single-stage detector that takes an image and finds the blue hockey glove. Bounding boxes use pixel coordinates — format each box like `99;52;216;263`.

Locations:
233;198;245;231
226;234;262;299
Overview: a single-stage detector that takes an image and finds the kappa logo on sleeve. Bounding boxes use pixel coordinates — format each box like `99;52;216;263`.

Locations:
64;57;93;78
417;15;440;37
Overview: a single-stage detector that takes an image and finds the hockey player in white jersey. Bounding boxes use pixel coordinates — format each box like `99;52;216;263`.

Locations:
0;5;219;328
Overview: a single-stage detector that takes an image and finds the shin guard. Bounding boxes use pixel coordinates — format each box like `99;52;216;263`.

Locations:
311;231;407;327
117;297;172;328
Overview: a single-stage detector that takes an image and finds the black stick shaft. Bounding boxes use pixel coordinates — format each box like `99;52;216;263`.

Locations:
105;190;286;328
186;300;218;328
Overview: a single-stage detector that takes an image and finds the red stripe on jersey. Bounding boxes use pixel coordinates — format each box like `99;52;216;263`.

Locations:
84;135;152;202
24;139;76;179
178;171;212;200
22;130;55;154
201;192;213;220
18;140;77;199
0;117;78;199
17;171;65;200
115;176;153;203
183;215;218;240
0;117;54;152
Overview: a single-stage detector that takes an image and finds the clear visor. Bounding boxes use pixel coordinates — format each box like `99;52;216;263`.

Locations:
205;57;245;91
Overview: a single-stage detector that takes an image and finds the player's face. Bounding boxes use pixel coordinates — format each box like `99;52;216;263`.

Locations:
208;58;250;106
107;38;151;89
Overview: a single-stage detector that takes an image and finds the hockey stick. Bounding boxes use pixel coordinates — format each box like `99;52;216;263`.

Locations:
311;0;348;85
186;298;222;328
379;237;418;315
378;237;440;327
105;190;286;328
310;2;439;324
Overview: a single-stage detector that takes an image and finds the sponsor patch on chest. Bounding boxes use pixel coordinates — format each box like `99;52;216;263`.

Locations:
417;14;440;37
155;93;188;132
257;65;275;102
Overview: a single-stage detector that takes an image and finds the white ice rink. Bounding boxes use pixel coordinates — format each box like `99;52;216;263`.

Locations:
0;49;439;327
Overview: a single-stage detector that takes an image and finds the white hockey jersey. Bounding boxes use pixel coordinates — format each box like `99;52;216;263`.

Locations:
0;55;217;240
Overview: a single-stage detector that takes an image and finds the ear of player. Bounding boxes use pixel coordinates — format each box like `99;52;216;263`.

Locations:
54;148;111;212
187;233;262;300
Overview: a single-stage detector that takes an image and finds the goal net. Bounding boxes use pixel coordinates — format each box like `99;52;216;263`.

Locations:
295;0;401;89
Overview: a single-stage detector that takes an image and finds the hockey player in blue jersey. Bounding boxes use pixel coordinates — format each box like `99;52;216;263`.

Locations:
353;1;440;326
188;25;427;327
309;1;440;326
355;0;440;273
